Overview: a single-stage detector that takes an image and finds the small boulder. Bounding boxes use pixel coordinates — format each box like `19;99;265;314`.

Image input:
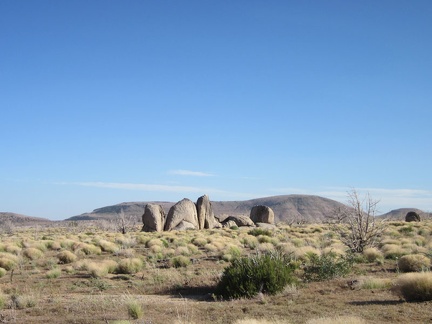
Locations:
141;204;166;232
250;205;275;224
222;220;238;229
405;211;421;222
164;198;199;231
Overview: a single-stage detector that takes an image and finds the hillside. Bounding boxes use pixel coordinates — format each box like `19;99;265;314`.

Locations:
0;212;51;225
378;208;430;221
66;195;348;223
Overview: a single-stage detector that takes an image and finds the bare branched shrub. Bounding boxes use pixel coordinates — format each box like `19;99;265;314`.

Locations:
114;209;139;234
327;190;386;253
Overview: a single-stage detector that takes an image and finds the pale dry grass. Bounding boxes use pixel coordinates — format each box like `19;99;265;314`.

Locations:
393;272;432;301
306;316;368;324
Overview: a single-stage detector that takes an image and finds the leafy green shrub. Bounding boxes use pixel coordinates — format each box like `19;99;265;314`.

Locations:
248;228;273;237
215;252;296;299
398;254;431;272
393;272;432;301
303;252;353;282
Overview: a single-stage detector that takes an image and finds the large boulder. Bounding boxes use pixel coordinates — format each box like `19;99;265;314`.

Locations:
164;198;199;231
405;211;421;222
196;194;221;229
141;204;166;232
224;215;255;227
250;205;275;224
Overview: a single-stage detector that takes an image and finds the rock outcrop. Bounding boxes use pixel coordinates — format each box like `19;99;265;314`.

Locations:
405;211;421;222
164;198;199;231
250;205;275;224
141;204;166;232
196;194;221;229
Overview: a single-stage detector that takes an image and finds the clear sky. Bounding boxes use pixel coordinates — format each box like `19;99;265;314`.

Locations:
1;1;431;220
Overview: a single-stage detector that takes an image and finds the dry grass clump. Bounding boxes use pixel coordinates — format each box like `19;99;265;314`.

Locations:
115;248;136;258
0;267;7;278
175;246;191;256
97;239;120;253
363;247;384;263
115;236;137;248
146;238;164;248
23;247;44;260
203;243;219;252
87;260;118;278
125;298;144;319
72;242;102;255
117;258;144;274
45;240;62;250
45;268;61;279
4;244;21;255
57;250;78;264
257;242;276;253
233;319;290;324
322;247;345;257
293;246;321;262
306;316;368;324
393;272;432;301
397;254;431;272
360;277;392;289
0;253;19;270
240;235;259;249
169;255;191;268
381;244;408;260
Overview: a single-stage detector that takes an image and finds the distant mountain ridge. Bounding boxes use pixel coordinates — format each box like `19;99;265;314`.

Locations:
67;194;351;223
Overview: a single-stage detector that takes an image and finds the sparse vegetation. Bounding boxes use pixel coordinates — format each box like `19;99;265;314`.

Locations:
393;272;432;301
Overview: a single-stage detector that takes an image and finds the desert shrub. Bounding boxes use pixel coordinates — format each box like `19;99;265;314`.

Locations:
115;248;136;258
393;272;432;301
0;267;6;278
215;252;296;299
126;299;144;319
0;253;18;270
257;242;276;253
227;245;242;258
46;268;61;279
73;242;101;255
240;235;259;249
203;243;219;252
57;251;77;264
23;247;44;260
175;246;190;256
293;246;321;262
306;316;367;324
303;252;354;282
169;255;191;268
187;243;199;254
4;244;21;255
115;236;136;248
363;247;384;263
117;258;143;274
398;254;431;272
382;244;408;260
248;228;273;237
192;237;208;247
10;294;37;309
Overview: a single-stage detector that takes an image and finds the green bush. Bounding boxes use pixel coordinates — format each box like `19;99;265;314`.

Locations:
215;252;296;299
248;228;273;237
303;252;353;282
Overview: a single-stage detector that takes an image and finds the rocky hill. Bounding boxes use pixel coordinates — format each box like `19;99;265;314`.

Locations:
66;195;348;223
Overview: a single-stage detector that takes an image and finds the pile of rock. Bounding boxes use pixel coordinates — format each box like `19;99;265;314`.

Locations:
141;195;275;232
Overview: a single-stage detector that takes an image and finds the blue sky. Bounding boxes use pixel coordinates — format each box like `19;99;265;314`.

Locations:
1;1;431;220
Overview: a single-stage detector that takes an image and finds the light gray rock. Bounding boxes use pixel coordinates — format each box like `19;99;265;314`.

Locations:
250;205;275;224
164;198;199;231
196;194;221;229
222;220;238;229
173;220;196;231
255;222;277;229
141;204;166;232
225;215;255;227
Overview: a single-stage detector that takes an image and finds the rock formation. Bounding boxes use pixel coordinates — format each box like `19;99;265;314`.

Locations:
405;211;421;222
250;205;275;224
141;204;166;232
196;194;221;229
164;198;199;231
